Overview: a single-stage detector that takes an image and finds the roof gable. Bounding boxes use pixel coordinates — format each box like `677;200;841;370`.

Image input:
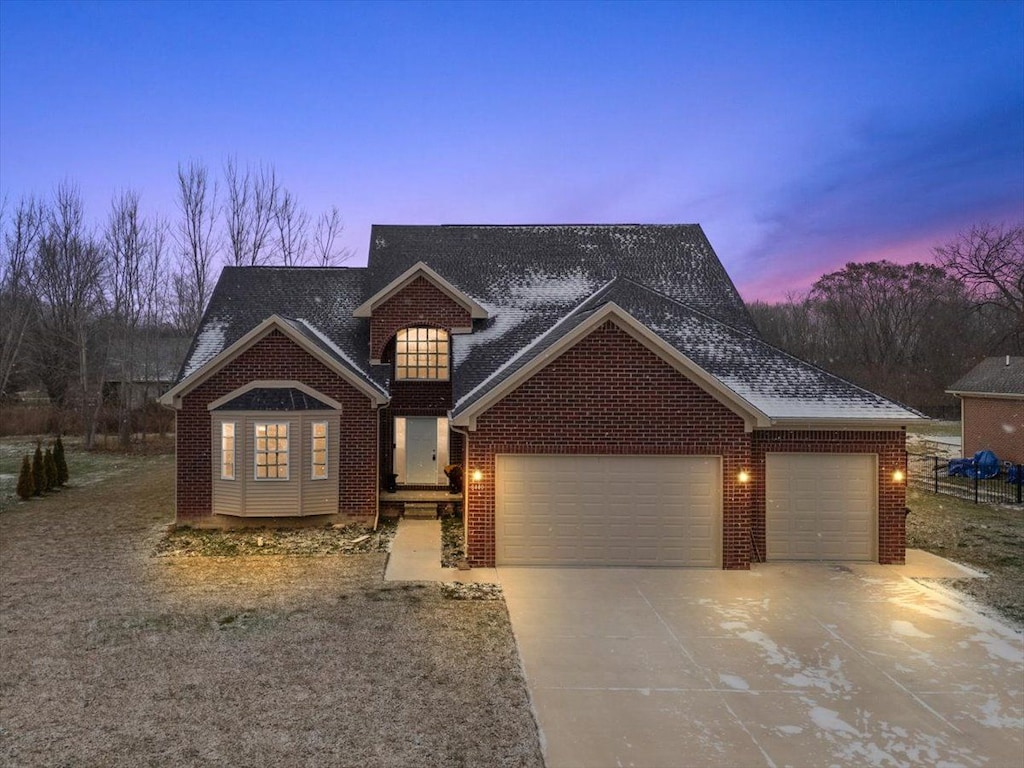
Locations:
352;261;489;319
160;315;388;408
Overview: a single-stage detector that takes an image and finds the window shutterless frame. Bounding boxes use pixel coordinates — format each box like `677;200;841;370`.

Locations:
254;422;290;480
395;327;450;381
221;422;236;480
311;421;328;480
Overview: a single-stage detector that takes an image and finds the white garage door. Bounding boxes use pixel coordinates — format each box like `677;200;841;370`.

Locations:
766;454;877;561
495;455;721;567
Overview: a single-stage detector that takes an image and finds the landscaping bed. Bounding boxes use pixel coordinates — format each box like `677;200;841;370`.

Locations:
0;453;542;767
155;519;398;557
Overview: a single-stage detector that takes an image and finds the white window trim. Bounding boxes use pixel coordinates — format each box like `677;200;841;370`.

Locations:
395;327;450;381
221;422;236;480
254;422;290;481
311;421;328;480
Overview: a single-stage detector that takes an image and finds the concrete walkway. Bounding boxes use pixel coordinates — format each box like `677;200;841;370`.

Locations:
501;556;1023;768
383;518;499;583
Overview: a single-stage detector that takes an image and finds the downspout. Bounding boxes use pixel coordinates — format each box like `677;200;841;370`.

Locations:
450;420;472;552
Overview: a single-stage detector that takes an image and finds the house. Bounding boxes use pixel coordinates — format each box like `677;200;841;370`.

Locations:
946;356;1024;464
104;334;192;409
160;224;922;569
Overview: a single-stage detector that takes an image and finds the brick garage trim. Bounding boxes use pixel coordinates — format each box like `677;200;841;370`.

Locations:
959;396;1024;464
463;321;753;569
175;329;379;523
368;276;472;361
750;430;908;565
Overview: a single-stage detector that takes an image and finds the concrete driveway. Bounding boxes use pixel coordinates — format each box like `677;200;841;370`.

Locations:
499;556;1023;768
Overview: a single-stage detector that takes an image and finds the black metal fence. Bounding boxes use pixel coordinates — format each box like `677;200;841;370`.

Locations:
926;457;1024;505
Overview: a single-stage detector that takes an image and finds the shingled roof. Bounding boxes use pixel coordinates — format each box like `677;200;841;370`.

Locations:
175;224;921;424
947;357;1024;396
452;277;920;423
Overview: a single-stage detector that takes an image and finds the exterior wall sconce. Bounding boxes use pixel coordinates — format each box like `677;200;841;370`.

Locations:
737;470;751;484
892;469;905;484
471;469;483;483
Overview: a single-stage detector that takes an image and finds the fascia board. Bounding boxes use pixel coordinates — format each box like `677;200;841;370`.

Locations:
352;262;489;319
764;418;919;430
945;390;1023;400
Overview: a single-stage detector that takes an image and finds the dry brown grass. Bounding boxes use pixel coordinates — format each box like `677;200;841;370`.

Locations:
0;457;542;767
906;486;1024;627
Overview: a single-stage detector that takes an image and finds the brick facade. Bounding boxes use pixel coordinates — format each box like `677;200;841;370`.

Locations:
464;321;753;568
368;276;472;361
750;430;908;565
175;330;378;523
961;396;1024;463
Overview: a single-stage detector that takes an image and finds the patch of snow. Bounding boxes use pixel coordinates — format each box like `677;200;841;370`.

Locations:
452;303;531;367
979;696;1024;729
294;319;386;395
183;320;227;377
776;725;803;735
891;620;934;639
809;706;861;736
718;674;750;690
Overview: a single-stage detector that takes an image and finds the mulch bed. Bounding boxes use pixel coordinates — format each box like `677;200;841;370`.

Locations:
154;519;398;557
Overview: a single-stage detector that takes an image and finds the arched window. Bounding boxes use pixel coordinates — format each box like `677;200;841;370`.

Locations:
395;327;449;381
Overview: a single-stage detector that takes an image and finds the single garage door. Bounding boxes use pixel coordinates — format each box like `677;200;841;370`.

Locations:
766;453;877;561
495;455;721;567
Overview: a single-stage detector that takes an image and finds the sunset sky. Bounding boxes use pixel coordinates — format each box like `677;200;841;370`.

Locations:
1;0;1021;300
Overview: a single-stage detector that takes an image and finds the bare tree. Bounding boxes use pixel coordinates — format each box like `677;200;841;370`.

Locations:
274;188;310;266
172;160;218;335
34;182;107;446
223;157;278;266
0;194;45;397
935;222;1024;350
106;189;152;447
311;206;352;266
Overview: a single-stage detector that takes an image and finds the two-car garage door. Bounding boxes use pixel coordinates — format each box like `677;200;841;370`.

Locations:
495;455;721;567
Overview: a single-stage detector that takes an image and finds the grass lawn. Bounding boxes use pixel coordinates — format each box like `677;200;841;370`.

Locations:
906;486;1024;627
0;446;542;767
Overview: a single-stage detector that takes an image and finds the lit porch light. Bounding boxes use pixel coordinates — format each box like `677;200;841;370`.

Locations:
471;469;483;483
892;469;906;484
737;470;751;484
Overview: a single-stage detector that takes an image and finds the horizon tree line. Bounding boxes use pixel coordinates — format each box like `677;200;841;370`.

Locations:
0;159;352;447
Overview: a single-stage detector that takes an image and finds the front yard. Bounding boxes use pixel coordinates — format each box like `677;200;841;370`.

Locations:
0;447;542;767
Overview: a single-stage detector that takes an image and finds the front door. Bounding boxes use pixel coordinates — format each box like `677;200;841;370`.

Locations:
406;418;437;483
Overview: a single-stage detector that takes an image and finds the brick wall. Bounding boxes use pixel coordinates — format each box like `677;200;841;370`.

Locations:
369;276;472;360
464;321;752;568
176;329;379;522
750;430;907;565
962;396;1024;463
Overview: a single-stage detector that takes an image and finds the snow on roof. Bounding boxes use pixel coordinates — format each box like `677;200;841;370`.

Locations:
178;227;918;424
182;320;227;378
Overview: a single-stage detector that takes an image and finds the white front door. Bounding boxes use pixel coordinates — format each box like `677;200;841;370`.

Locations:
395;417;449;484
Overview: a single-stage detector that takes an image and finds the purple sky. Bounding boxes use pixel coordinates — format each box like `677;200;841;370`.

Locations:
1;0;1021;301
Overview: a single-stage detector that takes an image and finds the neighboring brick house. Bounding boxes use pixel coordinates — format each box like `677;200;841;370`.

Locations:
161;224;922;569
947;356;1024;464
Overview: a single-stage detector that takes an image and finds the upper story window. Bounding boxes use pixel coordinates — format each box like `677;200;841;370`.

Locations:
395;327;449;381
255;422;289;480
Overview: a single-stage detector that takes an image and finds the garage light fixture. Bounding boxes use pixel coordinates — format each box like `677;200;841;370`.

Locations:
892;469;905;484
471;469;483;483
737;470;751;484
